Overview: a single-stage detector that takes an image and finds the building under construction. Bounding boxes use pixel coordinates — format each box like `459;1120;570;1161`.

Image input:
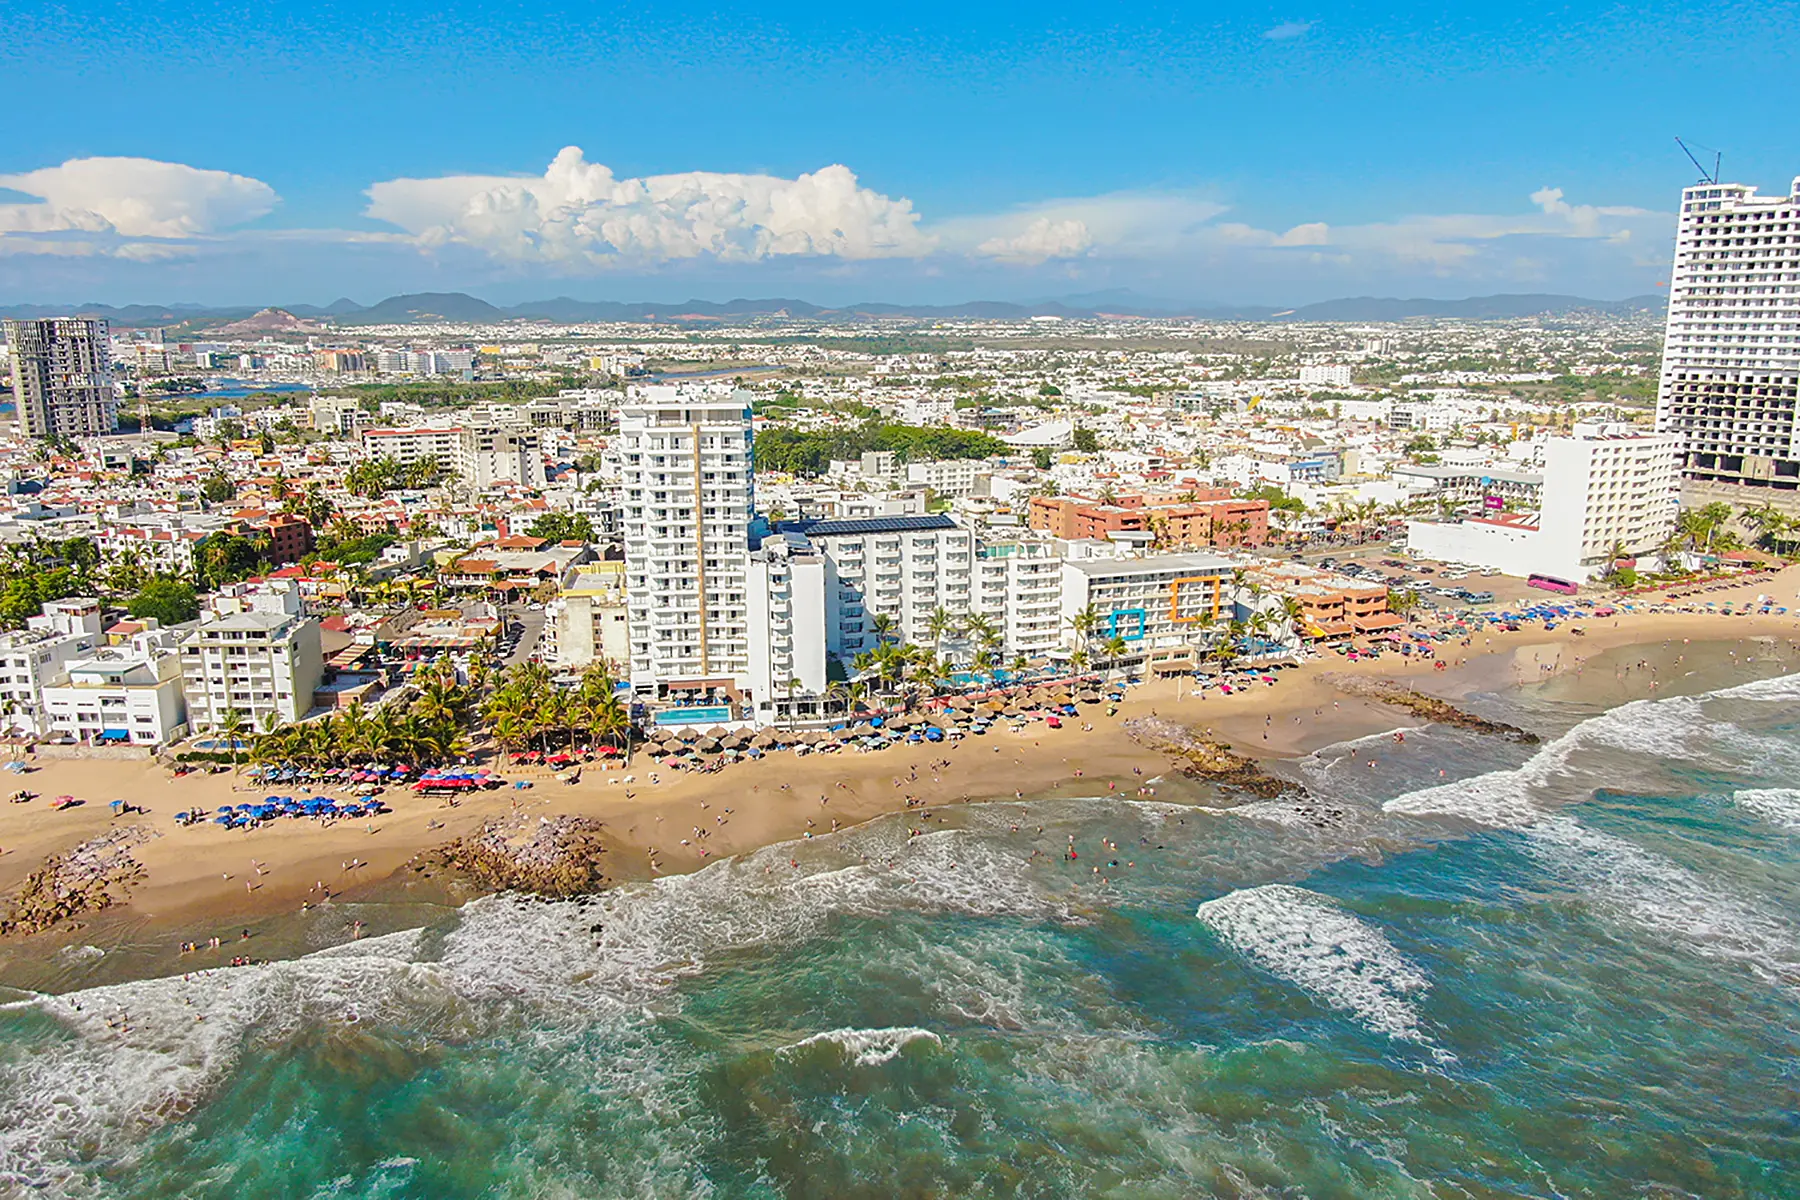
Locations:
4;317;118;439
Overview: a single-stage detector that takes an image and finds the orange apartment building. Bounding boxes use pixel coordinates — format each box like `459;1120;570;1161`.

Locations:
1245;562;1403;638
1028;493;1270;548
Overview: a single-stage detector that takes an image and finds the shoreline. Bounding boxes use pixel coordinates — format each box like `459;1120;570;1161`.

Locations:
6;568;1800;990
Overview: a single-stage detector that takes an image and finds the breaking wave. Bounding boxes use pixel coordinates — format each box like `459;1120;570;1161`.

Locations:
780;1026;942;1066
1196;884;1446;1055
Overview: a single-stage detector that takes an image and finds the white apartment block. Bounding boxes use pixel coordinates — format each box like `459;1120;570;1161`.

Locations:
0;598;103;735
1538;423;1680;575
1298;364;1354;388
5;317;117;439
1060;553;1235;652
1656;176;1800;504
795;515;1062;661
745;534;829;720
619;385;755;698
906;458;986;497
359;425;464;468
1406;424;1678;582
42;628;188;747
179;611;323;732
460;425;548;490
311;394;372;435
358;424;546;490
541;570;629;671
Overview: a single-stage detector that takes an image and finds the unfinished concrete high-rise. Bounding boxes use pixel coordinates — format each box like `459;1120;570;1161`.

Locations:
4;318;117;439
1654;177;1800;510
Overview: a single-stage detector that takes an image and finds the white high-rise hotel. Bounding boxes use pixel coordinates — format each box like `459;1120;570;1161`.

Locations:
619;385;755;699
1656;176;1800;507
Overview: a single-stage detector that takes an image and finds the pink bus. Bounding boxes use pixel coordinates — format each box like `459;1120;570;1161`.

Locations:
1527;573;1578;595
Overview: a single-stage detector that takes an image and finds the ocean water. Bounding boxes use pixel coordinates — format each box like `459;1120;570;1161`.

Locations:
5;645;1800;1197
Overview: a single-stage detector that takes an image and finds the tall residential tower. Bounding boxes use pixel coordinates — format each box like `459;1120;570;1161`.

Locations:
618;384;755;701
1655;177;1800;509
4;318;117;439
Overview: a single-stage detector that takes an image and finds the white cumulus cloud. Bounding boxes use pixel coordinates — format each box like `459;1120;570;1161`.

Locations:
975;217;1094;265
0;156;278;239
364;146;934;266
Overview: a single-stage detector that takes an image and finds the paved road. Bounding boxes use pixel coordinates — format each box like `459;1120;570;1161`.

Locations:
500;605;547;668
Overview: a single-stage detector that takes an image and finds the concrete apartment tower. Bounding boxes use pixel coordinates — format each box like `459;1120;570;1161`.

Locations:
1655;177;1800;510
4;317;118;438
618;384;755;703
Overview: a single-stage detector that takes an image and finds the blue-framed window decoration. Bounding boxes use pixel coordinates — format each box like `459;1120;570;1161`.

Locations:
1107;607;1147;641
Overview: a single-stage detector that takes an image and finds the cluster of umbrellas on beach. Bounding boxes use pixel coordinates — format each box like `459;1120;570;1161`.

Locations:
178;795;390;830
412;769;518;793
640;682;1110;769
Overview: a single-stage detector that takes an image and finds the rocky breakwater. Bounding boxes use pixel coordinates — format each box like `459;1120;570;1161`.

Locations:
1;825;153;936
1122;716;1297;798
1331;676;1540;743
416;814;611;898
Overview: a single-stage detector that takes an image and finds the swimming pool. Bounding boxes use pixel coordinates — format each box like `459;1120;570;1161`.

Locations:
652;705;732;726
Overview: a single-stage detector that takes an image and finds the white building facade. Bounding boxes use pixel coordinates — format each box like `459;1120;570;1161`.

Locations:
1406;424;1679;582
0;598;103;735
42;628;188;747
619;385;756;699
179;611;323;731
745;534;829;721
1656;175;1800;506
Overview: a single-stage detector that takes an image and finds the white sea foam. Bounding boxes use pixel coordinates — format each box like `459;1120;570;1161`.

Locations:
1733;788;1800;832
780;1026;942;1066
0;936;458;1195
0;820;1079;1190
1523;815;1800;988
1224;800;1315;828
1381;681;1800;829
1196;884;1444;1053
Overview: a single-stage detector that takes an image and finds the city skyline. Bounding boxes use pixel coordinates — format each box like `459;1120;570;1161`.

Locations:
3;0;1796;303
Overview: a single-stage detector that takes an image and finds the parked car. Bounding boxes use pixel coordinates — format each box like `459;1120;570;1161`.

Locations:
1463;590;1496;603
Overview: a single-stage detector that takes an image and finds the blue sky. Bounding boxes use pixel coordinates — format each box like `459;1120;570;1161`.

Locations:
1;0;1795;306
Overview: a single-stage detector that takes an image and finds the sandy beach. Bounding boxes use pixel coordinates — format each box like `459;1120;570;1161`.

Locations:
5;564;1800;979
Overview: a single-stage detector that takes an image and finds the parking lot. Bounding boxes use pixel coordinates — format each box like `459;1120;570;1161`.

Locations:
1271;544;1559;611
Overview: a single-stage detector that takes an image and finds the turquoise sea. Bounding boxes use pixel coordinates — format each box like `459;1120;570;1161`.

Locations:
3;640;1800;1197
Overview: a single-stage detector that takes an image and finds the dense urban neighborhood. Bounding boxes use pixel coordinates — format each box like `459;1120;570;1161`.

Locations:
0;175;1795;758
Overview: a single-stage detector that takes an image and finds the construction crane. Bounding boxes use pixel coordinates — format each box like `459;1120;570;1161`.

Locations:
1675;137;1721;185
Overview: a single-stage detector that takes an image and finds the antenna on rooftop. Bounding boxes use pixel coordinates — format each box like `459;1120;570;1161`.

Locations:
1675;137;1721;185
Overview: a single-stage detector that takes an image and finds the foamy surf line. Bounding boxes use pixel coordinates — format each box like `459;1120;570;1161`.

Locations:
0;823;1082;1192
1733;787;1800;833
1382;672;1800;830
1196;883;1450;1059
1522;815;1800;989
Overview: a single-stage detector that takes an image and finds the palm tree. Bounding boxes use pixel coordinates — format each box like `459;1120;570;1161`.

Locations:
925;606;956;656
1277;595;1307;645
217;708;249;774
870;612;899;648
1066;604;1100;656
1101;634;1130;670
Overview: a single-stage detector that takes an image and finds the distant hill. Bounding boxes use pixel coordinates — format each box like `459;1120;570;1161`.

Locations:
209;307;324;335
0;291;1666;328
332;292;507;325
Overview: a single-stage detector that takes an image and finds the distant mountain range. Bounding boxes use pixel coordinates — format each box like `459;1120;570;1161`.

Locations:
0;291;1667;329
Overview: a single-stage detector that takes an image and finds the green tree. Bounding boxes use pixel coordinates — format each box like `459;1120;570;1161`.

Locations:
128;577;199;626
201;473;235;503
1071;427;1099;453
527;512;597;543
1031;447;1053;470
